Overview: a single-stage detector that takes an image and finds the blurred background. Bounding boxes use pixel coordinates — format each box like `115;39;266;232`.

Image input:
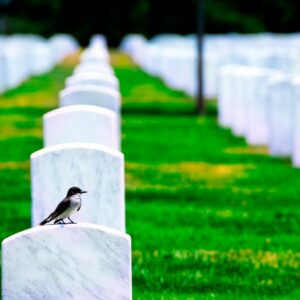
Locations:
2;0;300;46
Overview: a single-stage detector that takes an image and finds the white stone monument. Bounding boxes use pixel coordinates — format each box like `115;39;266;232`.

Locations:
66;73;119;90
244;69;282;145
74;63;114;76
218;65;244;128
292;78;300;167
231;67;257;136
80;48;110;64
31;143;125;230
59;85;121;114
266;75;294;156
2;223;132;300
43;105;120;149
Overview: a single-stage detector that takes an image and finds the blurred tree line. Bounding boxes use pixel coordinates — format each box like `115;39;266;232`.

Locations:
2;0;300;46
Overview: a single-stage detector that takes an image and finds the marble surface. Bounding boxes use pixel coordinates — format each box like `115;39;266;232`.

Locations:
244;70;282;145
2;223;132;300
74;63;114;76
43;105;120;149
59;85;120;114
66;73;119;90
80;48;109;64
218;65;244;127
266;75;294;156
0;52;7;92
31;143;125;230
292;78;300;167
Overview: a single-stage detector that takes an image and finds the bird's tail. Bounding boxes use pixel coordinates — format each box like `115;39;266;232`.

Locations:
39;213;56;226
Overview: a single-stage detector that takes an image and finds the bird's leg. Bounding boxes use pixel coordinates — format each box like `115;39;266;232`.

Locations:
54;219;65;224
68;217;76;224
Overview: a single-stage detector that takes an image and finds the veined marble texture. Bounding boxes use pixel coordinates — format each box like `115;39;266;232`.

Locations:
59;85;120;114
43;105;120;150
74;63;114;76
2;223;132;300
66;73;119;90
31;143;125;230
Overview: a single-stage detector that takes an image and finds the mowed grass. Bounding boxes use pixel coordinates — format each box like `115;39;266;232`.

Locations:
0;51;300;299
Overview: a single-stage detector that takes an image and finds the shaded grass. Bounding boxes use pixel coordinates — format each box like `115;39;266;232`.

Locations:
0;51;300;299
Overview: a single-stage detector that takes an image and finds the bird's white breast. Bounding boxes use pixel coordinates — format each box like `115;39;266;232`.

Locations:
70;194;81;209
56;194;81;219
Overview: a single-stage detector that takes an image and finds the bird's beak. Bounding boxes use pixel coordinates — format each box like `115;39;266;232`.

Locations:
81;191;87;194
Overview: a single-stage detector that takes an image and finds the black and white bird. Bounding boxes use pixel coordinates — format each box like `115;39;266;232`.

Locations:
39;187;87;226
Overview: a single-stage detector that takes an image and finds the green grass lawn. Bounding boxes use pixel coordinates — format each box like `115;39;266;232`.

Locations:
1;51;300;299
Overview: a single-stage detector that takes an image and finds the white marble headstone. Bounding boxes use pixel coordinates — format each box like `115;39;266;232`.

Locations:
74;63;114;76
80;48;110;64
31;143;125;230
292;78;300;167
0;51;7;92
218;65;244;128
231;67;257;136
43;105;120;149
59;85;121;114
2;223;132;300
266;75;294;156
244;69;282;145
66;73;119;90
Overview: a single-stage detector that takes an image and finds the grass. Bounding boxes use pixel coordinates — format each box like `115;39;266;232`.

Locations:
1;50;300;299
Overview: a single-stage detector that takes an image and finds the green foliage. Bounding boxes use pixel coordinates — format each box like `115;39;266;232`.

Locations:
5;0;300;46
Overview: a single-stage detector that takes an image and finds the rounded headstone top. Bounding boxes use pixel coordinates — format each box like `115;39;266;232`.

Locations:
59;84;121;98
31;143;123;160
2;223;130;246
43;105;117;120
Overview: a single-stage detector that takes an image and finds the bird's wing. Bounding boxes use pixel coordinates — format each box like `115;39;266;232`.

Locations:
53;198;71;216
40;198;71;225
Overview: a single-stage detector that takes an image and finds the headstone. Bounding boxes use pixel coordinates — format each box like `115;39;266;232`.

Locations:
66;73;119;90
231;67;258;137
31;143;125;230
74;63;114;76
218;65;243;127
49;34;79;62
2;223;132;300
266;75;294;156
244;69;282;145
59;85;121;114
0;50;7;92
30;41;54;75
292;78;300;167
43;105;120;149
80;48;109;64
89;34;108;49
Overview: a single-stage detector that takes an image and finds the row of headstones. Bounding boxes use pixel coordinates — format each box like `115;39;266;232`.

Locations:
2;34;132;299
0;34;79;93
120;33;300;99
218;64;300;167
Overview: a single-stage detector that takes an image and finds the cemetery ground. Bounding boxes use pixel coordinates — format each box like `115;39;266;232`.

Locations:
0;52;300;300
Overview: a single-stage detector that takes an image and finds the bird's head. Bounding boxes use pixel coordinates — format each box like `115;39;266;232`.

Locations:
66;186;87;197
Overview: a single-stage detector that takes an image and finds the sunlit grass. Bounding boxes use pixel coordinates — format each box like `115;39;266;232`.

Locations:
1;51;300;299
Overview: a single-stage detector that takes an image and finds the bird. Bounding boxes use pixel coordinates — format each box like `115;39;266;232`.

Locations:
39;186;87;226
